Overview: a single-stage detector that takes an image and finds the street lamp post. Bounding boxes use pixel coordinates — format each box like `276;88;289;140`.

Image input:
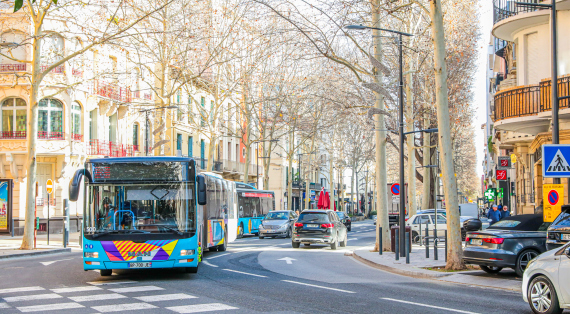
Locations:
139;106;177;156
253;139;278;189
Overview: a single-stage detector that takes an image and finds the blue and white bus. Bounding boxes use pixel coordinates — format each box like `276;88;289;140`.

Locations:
69;157;217;275
236;186;275;237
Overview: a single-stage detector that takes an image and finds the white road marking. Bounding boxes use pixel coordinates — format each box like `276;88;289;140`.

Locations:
51;286;103;293
381;298;482;314
166;303;238;313
202;261;218;268
0;303;9;308
282;280;355;293
17;302;84;312
87;280;137;286
222;269;267;278
91;302;157;312
40;258;74;266
4;293;62;302
205;253;231;260
277;257;296;264
0;287;44;294
135;293;197;302
109;286;164;293
68;293;126;302
349;238;358;241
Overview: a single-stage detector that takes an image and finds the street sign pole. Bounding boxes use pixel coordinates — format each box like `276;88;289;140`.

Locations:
46;179;53;246
47;193;49;245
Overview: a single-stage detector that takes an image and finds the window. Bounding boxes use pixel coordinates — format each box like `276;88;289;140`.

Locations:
413;215;430;225
71;102;82;141
200;139;205;169
0;98;26;138
89;109;97;140
242;147;246;158
188;136;193;157
0;31;26;70
133;123;139;149
38;98;63;139
187;96;193;124
108;113;117;142
210;100;214;123
41;34;64;73
176;134;182;151
200;97;205;126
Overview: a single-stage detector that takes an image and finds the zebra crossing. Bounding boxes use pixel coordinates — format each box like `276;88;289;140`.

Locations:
0;282;239;313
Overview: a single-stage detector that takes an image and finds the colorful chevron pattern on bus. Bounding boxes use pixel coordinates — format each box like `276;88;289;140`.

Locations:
101;240;178;261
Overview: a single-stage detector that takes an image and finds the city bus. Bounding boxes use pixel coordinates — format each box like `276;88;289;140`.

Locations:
236;187;275;238
69;157;215;275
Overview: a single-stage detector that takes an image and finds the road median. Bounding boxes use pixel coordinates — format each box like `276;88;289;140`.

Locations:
0;248;72;260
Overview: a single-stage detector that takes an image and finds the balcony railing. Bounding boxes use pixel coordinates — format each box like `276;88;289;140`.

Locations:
88;139;135;157
132;91;141;99
144;92;153;100
93;80;132;103
0;63;27;72
40;65;65;74
494;76;570;122
0;131;26;139
72;69;83;77
71;133;83;141
38;131;65;140
493;0;544;24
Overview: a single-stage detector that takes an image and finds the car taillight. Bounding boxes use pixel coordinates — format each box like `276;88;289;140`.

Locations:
483;238;504;244
321;223;334;228
405;218;409;221
465;237;470;242
294;223;303;227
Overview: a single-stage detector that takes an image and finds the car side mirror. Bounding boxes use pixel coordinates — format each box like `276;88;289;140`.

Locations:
565;247;570;258
197;175;207;205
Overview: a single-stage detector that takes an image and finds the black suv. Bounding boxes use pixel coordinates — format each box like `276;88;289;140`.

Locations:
546;205;570;250
292;210;348;250
335;211;352;231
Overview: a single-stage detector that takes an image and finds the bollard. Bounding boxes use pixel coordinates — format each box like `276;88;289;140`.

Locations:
405;232;410;264
425;226;429;258
444;230;448;262
434;228;438;261
395;229;399;261
419;222;422;246
10;218;14;237
379;227;383;255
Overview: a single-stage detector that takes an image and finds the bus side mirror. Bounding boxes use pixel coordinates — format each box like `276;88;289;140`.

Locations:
197;175;207;205
69;169;91;202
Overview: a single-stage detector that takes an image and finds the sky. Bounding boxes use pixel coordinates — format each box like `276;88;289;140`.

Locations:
474;1;494;178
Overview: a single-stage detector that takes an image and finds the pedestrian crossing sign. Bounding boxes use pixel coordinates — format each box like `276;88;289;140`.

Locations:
542;145;570;178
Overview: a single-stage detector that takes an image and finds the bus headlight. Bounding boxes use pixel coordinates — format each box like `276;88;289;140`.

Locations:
84;252;98;258
180;250;195;256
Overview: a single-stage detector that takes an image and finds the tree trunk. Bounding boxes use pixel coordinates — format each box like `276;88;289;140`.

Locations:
422;114;431;210
372;0;391;252
287;132;294;211
329;151;334;212
350;165;355;214
429;0;463;270
405;60;417;217
21;22;43;250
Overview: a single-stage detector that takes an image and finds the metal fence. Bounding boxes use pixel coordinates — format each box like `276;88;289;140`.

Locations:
494;85;541;121
493;0;544;24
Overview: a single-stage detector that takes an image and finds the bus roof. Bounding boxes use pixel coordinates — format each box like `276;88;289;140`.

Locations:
87;156;193;163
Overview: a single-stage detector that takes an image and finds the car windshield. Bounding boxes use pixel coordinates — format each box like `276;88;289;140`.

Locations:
336;212;345;218
265;212;289;220
84;183;195;236
298;212;329;223
552;211;570;227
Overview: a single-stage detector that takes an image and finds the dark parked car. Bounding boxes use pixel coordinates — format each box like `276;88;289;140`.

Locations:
336;211;351;231
546;204;570;251
292;210;347;250
463;214;550;277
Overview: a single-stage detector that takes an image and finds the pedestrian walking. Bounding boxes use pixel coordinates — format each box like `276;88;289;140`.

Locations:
501;205;510;220
487;204;502;225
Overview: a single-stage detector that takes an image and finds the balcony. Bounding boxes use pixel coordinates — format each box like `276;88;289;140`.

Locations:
493;0;544;25
93;80;132;103
492;0;558;41
0;131;26;139
88;139;135;157
71;133;83;141
493;75;570;135
40;65;65;74
38;131;65;140
0;63;27;72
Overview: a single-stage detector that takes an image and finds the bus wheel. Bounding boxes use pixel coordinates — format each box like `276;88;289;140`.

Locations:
185;266;198;273
100;269;112;276
218;229;228;251
238;224;244;239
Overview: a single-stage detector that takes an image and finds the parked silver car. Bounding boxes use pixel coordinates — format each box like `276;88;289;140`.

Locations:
258;210;298;239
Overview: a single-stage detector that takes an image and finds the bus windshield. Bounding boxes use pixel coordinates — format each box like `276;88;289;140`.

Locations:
84;183;195;237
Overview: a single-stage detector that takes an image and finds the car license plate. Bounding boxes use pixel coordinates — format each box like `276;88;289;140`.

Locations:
562;234;570;241
307;224;319;228
471;239;482;245
129;262;152;268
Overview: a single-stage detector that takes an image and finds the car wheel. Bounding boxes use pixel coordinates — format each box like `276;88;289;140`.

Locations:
330;235;338;250
292;242;300;248
528;275;563;314
209;246;218;252
304;243;311;246
100;269;112;276
259;236;264;239
286;227;292;238
348;225;352;232
340;233;347;247
412;231;420;244
185;266;198;274
237;223;244;239
516;249;539;277
480;265;503;274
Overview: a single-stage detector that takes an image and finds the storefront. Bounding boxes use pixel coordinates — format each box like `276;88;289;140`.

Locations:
0;179;12;233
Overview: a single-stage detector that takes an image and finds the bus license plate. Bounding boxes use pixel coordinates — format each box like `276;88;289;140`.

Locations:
307;224;319;228
562;234;570;241
471;239;482;245
129;262;152;268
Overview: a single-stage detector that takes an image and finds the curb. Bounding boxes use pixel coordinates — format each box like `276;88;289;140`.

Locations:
0;248;72;260
352;250;452;279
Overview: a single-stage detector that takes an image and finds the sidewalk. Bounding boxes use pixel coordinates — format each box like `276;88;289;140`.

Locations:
0;232;81;260
352;245;522;292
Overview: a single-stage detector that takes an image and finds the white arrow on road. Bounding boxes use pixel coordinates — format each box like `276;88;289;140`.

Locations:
278;257;296;264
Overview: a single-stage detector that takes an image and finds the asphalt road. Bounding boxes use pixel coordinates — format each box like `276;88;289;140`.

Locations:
0;221;533;313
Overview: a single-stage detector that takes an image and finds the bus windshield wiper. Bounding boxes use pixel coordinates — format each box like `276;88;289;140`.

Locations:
91;229;119;238
160;225;184;236
117;229;150;234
